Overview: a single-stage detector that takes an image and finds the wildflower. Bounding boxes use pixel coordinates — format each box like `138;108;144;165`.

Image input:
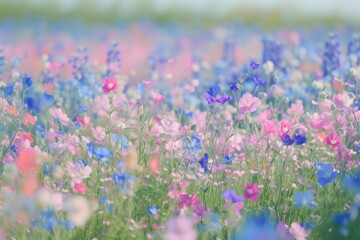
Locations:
22;76;33;87
102;77;118;93
238;93;260;114
152;92;166;103
262;120;276;135
222;189;242;203
352;102;360;112
294;190;315;208
343;170;360;194
224;155;232;164
289;222;310;240
293;129;307;145
316;163;339;187
278;121;292;138
33;211;58;234
183;135;202;153
325;132;341;148
165;216;198;240
22;112;36;126
250;61;260;70
73;183;87;194
253;76;266;85
282;134;294;146
65;196;92;227
244;183;259;201
204;86;232;104
148;206;159;216
198;153;209;173
4;82;14;96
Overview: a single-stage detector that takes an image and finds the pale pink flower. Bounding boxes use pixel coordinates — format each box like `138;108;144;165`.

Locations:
287;100;304;121
238;93;260;114
92;126;106;143
289;222;309;240
158;119;181;136
49;108;71;126
165;217;198;240
262;120;277;135
152;92;166;103
65;196;92;227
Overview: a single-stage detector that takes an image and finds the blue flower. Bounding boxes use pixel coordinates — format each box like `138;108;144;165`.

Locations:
352;102;360;112
230;83;238;92
22;76;33;87
4;82;14;96
293;129;307;145
316;163;339;187
343;171;360;194
282;134;294;146
33;211;58;234
148;206;159;216
183;135;202;153
250;61;260;70
79;104;88;113
207;86;221;97
111;134;128;150
224;155;232;164
294;190;315;208
94;146;112;162
198;153;209;173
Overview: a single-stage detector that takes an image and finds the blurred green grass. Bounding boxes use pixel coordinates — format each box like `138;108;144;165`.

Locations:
0;0;358;28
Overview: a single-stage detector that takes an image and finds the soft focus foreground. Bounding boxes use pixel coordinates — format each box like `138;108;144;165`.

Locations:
0;24;360;240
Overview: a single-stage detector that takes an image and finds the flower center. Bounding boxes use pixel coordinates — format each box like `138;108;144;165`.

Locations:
107;83;114;88
247;189;254;195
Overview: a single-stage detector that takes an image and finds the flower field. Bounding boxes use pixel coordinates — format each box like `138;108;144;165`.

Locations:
0;24;360;239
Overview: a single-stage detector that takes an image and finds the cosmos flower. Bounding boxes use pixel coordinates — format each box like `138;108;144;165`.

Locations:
244;183;259;201
326;132;341;148
102;77;118;93
238;93;260;114
165;216;198;240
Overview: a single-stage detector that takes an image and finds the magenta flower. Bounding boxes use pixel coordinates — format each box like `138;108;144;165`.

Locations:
102;77;118;93
243;183;259;201
325;132;341;148
238;93;260;114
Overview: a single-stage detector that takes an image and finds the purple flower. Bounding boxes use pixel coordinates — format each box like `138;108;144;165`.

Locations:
253;77;266;86
282;134;294;146
198;153;209;173
222;189;243;203
250;61;260;70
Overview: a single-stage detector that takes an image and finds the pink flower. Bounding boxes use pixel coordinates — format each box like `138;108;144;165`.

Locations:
262;120;277;135
243;183;259;201
22;112;36;126
278;121;293;138
49;108;71;126
157;119;181;136
152;92;166;103
92;126;106;143
143;80;154;87
289;222;309;240
165;217;197;240
102;77;118;93
238;93;260;114
326;132;341;148
73;183;87;194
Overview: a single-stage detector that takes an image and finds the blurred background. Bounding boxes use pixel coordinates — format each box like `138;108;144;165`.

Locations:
0;0;360;28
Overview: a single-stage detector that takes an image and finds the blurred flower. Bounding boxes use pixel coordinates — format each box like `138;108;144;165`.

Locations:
250;61;260;70
102;77;118;93
65;196;92;227
244;183;259;201
343;170;360;194
165;216;197;240
294;190;315;208
316;163;339;187
222;189;242;203
289;222;309;240
183;135;202;153
22;76;33;87
238;93;260;114
198;153;209;173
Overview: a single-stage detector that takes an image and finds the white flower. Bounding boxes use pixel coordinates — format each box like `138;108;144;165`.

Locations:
65;196;92;227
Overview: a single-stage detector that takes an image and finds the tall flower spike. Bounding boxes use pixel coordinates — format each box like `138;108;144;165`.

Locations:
322;33;341;77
